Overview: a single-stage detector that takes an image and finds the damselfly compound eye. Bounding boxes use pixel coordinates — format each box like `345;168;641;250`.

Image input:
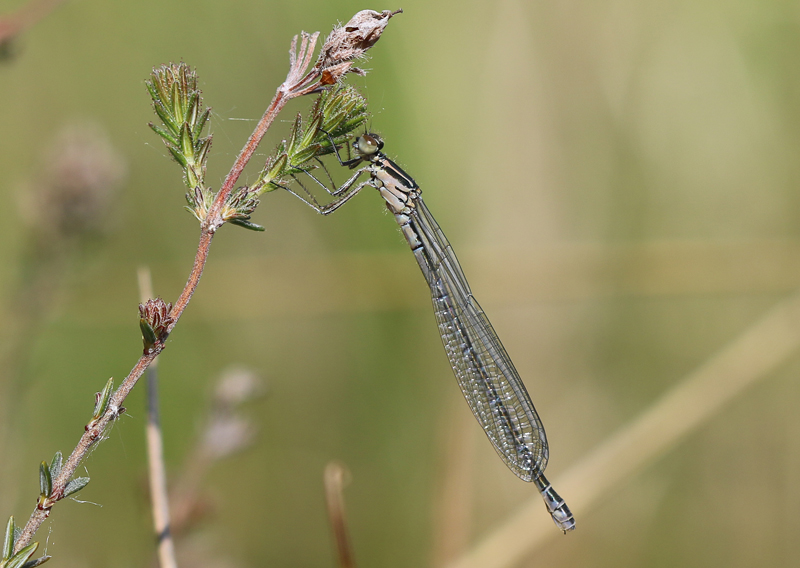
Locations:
356;134;381;155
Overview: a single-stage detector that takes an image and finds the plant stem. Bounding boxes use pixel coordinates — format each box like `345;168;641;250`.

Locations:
209;90;288;218
11;28;318;545
208;33;320;219
168;228;214;328
15;350;158;552
15;224;217;554
10;9;398;551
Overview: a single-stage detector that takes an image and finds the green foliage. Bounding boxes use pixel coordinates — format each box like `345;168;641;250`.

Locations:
148;65;369;232
63;478;90;499
37;463;50;501
1;518;48;568
259;85;368;192
218;84;369;230
37;450;90;510
92;378;114;422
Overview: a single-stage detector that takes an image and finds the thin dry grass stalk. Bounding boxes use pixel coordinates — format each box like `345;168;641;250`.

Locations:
138;267;179;568
446;290;800;568
324;462;356;568
431;395;477;568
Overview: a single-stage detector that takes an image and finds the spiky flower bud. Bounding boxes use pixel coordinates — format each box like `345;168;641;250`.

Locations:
139;298;173;353
146;63;215;222
220;186;264;231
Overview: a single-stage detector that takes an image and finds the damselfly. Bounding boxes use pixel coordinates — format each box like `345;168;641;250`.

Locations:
287;133;575;533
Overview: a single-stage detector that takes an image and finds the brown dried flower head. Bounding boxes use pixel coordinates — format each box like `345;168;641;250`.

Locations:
139;297;173;351
315;9;402;85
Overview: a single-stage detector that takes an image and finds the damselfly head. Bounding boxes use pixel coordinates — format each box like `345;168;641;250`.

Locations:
354;133;383;156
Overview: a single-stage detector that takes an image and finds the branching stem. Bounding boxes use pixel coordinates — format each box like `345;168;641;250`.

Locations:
9;8;400;555
208;32;321;221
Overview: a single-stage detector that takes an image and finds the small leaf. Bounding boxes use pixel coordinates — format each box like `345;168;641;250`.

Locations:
186;91;199;127
196;137;212;170
93;378;114;420
140;318;157;350
286;113;303;155
38;462;51;498
300;114;322;148
168;146;188;169
63;477;90;498
3;516;15;561
49;452;63;481
144;80;160;105
5;543;38;568
148;122;179;147
229;219;265;231
179;122;194;160
151;101;175;134
194;108;211;141
170;81;183;123
21;555;51;568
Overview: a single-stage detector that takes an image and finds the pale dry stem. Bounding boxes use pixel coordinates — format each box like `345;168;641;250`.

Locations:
431;395;477;568
324;461;356;568
139;267;179;568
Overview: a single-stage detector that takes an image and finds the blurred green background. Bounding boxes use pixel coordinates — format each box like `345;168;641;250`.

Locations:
2;0;800;567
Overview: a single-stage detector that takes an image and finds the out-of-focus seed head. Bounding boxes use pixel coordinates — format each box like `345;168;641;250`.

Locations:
201;415;255;460
213;367;265;408
19;122;126;239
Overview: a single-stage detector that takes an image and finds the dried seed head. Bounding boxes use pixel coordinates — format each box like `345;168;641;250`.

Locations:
313;9;402;84
139;298;173;351
343;9;402;49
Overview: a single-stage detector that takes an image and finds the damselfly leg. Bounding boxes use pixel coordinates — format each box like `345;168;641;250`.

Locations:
275;129;375;215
